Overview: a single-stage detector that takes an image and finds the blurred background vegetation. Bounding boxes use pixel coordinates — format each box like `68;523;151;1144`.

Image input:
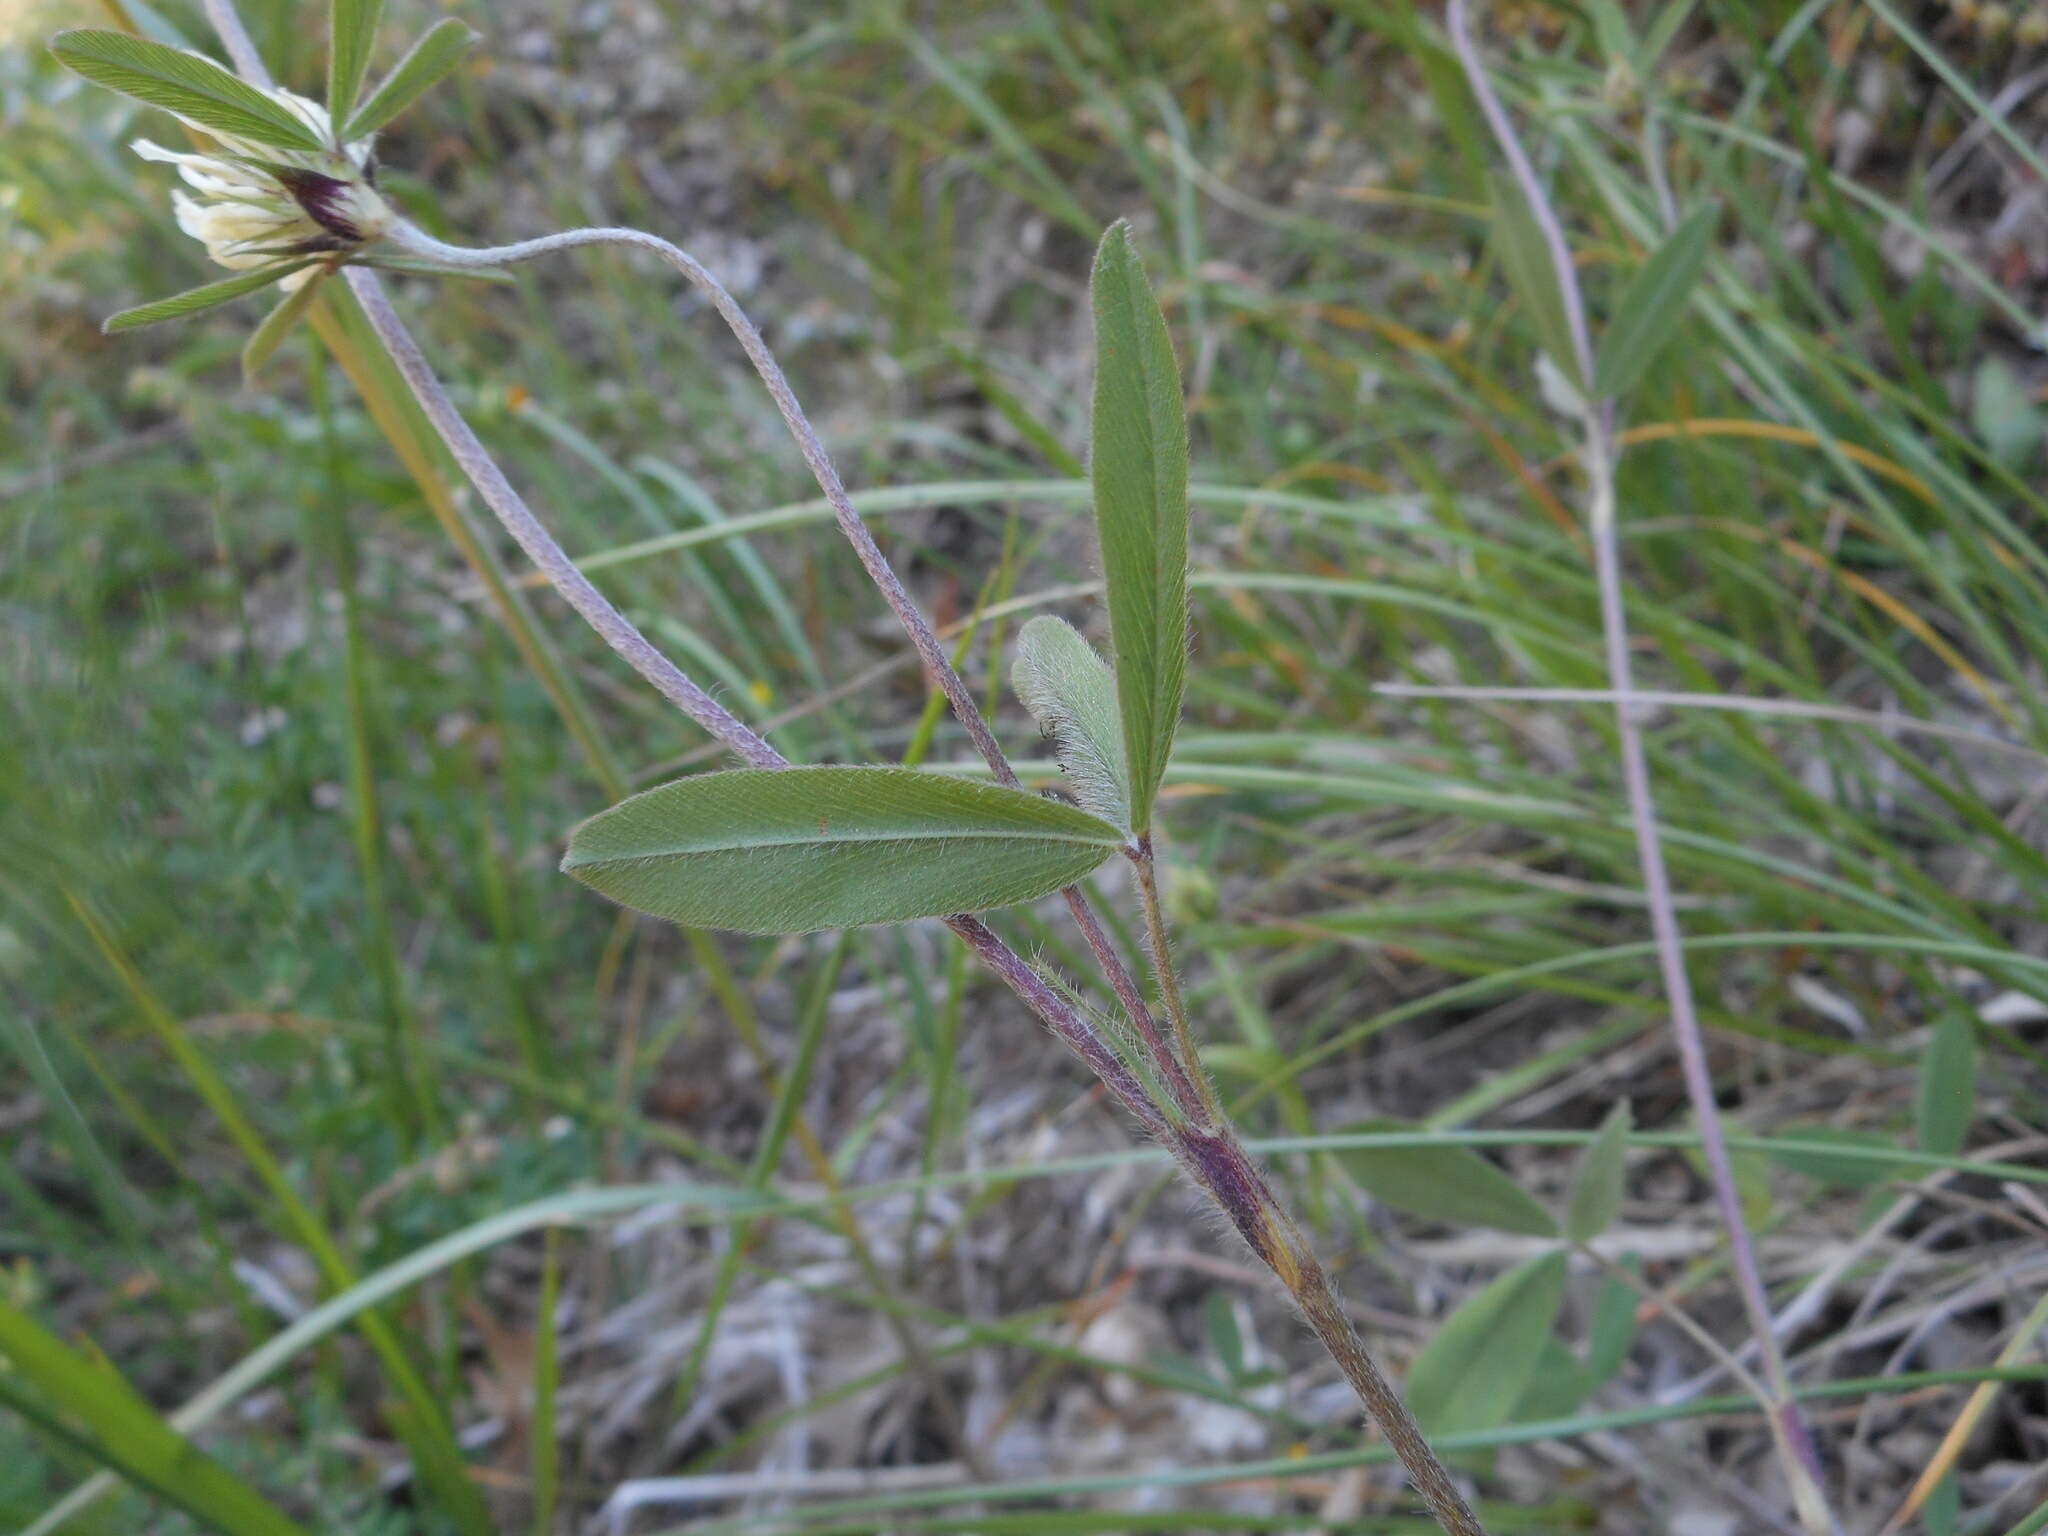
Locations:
4;0;2047;1531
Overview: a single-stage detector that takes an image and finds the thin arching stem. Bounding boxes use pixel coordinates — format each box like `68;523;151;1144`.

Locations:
391;223;1017;774
347;270;784;768
1444;3;1832;1529
374;230;1479;1535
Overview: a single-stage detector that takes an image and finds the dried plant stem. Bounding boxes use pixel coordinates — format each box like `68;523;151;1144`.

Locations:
1445;2;1832;1528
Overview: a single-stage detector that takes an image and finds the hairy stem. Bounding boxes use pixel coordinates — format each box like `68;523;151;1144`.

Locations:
345;269;785;769
1062;885;1211;1123
1132;839;1220;1124
336;261;1172;1123
390;222;1019;778
1445;2;1831;1527
1174;1125;1488;1536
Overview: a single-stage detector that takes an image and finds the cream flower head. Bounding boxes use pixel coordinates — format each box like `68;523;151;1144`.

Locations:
51;20;478;353
132;85;391;289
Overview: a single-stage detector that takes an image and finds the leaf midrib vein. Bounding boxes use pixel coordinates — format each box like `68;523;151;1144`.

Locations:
579;825;1117;861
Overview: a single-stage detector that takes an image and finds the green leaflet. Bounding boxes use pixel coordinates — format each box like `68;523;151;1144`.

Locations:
1565;1099;1631;1242
1011;615;1131;834
1339;1118;1558;1237
1088;221;1188;837
1770;1126;1911;1188
241;273;329;383
104;261;318;333
1488;172;1582;388
561;766;1124;934
1407;1251;1569;1438
1584;1263;1643;1384
1595;204;1717;399
1916;1009;1977;1158
343;19;478;142
49;31;327;153
1973;356;2041;472
327;0;387;130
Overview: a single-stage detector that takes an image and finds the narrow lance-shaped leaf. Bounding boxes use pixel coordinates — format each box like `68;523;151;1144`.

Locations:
343;18;478;142
327;0;387;131
1407;1250;1569;1438
1088;220;1188;838
242;273;329;383
1489;171;1582;388
1972;356;2040;472
1594;204;1717;399
1565;1098;1631;1242
104;261;318;333
1011;614;1131;834
561;766;1125;934
1511;1334;1596;1424
48;31;326;153
1641;0;1701;72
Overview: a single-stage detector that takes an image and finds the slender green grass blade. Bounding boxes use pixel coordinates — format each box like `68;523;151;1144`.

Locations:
892;22;1094;235
64;898;492;1536
530;1228;561;1536
0;1298;309;1536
